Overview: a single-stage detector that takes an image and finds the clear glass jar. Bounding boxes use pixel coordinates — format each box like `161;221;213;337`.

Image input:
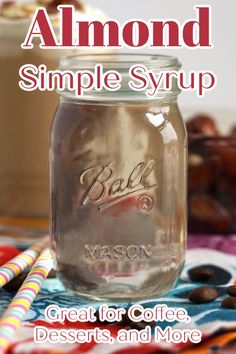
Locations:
50;54;187;301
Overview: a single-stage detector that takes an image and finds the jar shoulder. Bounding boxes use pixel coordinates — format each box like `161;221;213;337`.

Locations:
50;101;186;145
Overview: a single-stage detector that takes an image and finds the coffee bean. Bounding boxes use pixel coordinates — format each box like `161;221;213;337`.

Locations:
127;318;155;331
121;308;155;330
227;286;236;297
48;269;57;278
221;297;236;309
121;311;131;325
95;306;119;324
3;273;27;293
188;286;218;304
128;321;149;330
94;306;155;329
188;266;214;282
94;310;100;321
133;309;142;318
122;309;155;330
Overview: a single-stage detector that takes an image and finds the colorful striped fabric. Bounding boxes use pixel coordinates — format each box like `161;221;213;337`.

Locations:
0;237;235;353
0;243;46;288
0;248;52;354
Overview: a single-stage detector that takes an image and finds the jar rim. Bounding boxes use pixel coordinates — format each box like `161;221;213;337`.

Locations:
60;53;181;70
58;53;181;102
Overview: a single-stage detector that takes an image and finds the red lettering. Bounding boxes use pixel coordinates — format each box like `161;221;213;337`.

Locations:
19;65;38;90
21;6;211;49
59;6;73;46
78;21;121;46
123;21;149;47
22;8;57;48
48;71;74;90
76;72;94;96
198;72;216;96
104;72;121;90
179;72;195;89
183;7;211;47
129;65;148;90
151;21;180;46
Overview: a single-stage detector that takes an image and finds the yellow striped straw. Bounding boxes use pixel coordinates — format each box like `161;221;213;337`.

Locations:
0;248;52;354
0;239;48;288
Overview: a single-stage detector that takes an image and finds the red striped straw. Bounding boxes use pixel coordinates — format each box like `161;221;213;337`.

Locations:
0;239;48;288
0;248;52;353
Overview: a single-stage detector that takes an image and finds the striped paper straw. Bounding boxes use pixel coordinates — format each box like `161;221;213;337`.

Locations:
0;248;52;354
0;240;47;288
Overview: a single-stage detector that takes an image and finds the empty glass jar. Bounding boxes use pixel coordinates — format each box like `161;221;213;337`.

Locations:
50;54;187;301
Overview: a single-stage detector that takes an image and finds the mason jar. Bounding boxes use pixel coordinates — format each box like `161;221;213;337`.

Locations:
50;54;187;301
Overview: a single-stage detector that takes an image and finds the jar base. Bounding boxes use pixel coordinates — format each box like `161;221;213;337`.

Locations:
62;284;174;302
55;261;184;302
